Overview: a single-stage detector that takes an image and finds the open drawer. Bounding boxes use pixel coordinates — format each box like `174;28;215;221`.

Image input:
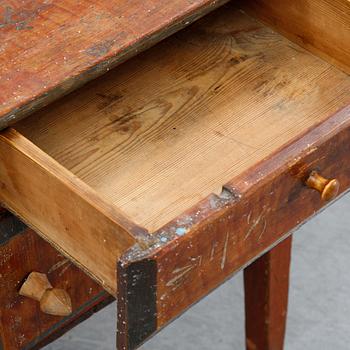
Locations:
0;3;350;349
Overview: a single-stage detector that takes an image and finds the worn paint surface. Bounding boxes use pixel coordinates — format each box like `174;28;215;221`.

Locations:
0;0;229;129
0;224;113;349
244;236;292;350
153;107;350;327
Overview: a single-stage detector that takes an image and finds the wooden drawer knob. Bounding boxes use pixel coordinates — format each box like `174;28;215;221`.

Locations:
19;272;72;316
305;171;340;201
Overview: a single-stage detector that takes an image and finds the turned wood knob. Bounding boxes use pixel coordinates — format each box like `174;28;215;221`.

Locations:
305;171;339;201
19;272;72;316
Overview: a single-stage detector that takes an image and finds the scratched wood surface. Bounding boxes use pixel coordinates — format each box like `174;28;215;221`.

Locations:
0;0;229;129
0;216;112;350
15;5;350;232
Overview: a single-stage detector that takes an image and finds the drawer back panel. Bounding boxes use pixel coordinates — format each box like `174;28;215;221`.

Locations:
241;0;350;74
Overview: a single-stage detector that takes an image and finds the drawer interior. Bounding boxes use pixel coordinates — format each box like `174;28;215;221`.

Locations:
12;4;350;233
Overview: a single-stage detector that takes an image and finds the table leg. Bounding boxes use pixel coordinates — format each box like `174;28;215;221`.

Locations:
244;235;292;350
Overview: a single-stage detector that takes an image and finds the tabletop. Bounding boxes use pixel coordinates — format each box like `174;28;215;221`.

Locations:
0;0;228;129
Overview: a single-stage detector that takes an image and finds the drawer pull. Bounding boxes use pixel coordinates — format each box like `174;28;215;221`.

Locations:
19;272;72;316
305;171;340;201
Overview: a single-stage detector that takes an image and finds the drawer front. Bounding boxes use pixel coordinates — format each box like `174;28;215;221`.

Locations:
0;213;112;350
117;107;350;349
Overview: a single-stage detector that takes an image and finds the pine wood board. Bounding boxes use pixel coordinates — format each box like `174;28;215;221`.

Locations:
239;0;350;74
0;128;138;294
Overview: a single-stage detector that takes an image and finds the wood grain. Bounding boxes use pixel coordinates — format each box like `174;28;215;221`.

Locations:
15;5;350;232
0;128;140;295
240;0;350;74
0;223;113;350
0;0;230;129
244;236;292;350
1;4;349;347
118;106;350;349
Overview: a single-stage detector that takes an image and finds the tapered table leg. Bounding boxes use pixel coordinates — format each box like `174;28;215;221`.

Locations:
244;236;292;350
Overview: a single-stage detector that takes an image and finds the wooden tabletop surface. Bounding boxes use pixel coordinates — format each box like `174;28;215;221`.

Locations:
0;0;227;129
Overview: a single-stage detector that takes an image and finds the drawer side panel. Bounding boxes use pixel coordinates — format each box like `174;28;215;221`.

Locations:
0;129;137;295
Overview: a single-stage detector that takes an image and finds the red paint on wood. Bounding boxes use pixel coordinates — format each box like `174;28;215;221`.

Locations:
0;224;113;350
0;0;228;128
244;236;292;350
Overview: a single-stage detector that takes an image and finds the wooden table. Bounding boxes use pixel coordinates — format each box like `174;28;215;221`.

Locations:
0;1;349;349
